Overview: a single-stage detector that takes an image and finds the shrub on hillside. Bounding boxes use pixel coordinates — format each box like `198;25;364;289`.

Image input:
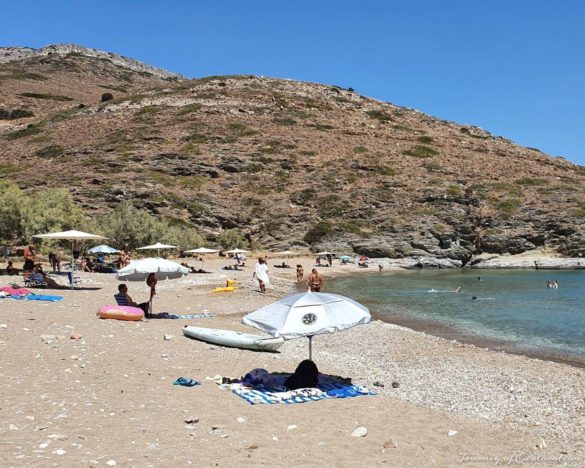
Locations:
303;221;333;244
403;145;439;158
101;93;114;102
0;108;34;120
217;229;247;250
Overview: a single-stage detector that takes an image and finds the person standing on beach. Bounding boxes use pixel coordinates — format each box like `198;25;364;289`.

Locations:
254;257;269;293
296;264;304;283
23;243;36;272
308;268;323;292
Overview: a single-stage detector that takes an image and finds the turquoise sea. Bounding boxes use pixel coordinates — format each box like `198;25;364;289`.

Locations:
328;270;585;362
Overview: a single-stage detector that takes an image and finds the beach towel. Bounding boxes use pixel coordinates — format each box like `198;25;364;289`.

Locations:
0;286;32;295
148;312;215;319
10;294;63;302
230;373;374;405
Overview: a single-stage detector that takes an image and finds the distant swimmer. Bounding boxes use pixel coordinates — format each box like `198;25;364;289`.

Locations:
472;296;477;300
428;289;438;292
477;276;481;281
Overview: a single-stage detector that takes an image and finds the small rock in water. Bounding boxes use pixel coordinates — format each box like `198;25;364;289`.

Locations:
373;381;385;387
391;381;400;388
352;427;368;438
447;430;458;437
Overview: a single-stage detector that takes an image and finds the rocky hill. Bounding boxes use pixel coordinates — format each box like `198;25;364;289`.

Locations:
1;45;584;263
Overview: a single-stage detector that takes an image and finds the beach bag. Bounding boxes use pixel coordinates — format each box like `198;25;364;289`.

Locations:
285;360;319;390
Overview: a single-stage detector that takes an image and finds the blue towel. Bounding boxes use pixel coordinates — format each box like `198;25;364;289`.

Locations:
10;294;63;302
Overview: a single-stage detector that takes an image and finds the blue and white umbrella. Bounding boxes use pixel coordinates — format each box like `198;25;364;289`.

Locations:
87;244;119;254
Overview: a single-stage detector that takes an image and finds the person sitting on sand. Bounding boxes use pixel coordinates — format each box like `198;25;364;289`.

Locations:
81;256;94;273
115;284;150;315
30;265;68;289
307;268;323;292
6;261;18;275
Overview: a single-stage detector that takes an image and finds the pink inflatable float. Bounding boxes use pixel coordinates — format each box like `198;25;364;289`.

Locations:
98;305;144;321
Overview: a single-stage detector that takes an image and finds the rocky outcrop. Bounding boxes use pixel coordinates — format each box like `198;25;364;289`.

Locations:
0;44;183;80
469;257;585;269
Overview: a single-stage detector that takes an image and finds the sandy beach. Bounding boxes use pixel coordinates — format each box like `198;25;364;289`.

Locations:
1;255;584;467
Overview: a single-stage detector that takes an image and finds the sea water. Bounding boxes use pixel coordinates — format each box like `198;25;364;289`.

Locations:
328;269;585;359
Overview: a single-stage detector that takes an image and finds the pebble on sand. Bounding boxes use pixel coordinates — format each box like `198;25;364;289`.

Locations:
447;430;458;436
352;427;368;438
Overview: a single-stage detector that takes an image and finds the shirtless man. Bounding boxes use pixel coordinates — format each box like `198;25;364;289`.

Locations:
307;268;323;292
23;243;36;272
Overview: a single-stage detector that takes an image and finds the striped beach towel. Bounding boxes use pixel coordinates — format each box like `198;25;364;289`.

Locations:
231;376;374;405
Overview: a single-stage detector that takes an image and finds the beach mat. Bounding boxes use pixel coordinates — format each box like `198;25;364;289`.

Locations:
148;312;215;319
9;294;63;302
230;374;374;405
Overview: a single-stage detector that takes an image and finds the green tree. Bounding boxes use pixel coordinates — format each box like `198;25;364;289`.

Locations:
21;188;84;240
164;225;204;253
0;181;27;242
97;201;166;250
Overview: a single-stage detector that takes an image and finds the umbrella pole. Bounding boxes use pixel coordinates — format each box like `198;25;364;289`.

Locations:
70;243;74;289
308;335;313;361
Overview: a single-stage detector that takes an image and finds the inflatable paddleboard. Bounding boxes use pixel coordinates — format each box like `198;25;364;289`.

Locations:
182;326;284;352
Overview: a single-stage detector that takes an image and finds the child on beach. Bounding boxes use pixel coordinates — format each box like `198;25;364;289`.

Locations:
296;264;304;283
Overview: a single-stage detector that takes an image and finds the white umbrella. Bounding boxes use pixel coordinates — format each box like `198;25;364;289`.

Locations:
273;250;300;257
316;251;334;256
185;247;218;254
116;257;189;314
225;248;250;254
33;230;107;288
137;242;176;257
87;244;119;254
185;247;219;270
242;291;371;360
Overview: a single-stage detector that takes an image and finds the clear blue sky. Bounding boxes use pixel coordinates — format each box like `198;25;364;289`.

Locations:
2;0;584;165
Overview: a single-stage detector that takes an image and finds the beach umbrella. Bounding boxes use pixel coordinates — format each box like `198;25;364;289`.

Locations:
184;247;219;254
116;257;189;314
242;291;371;360
137;242;176;257
273;250;300;257
87;244;119;254
316;251;334;256
225;248;250;254
184;247;219;269
33;230;107;288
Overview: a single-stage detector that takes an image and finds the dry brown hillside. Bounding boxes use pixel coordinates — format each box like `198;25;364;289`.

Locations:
1;45;584;263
